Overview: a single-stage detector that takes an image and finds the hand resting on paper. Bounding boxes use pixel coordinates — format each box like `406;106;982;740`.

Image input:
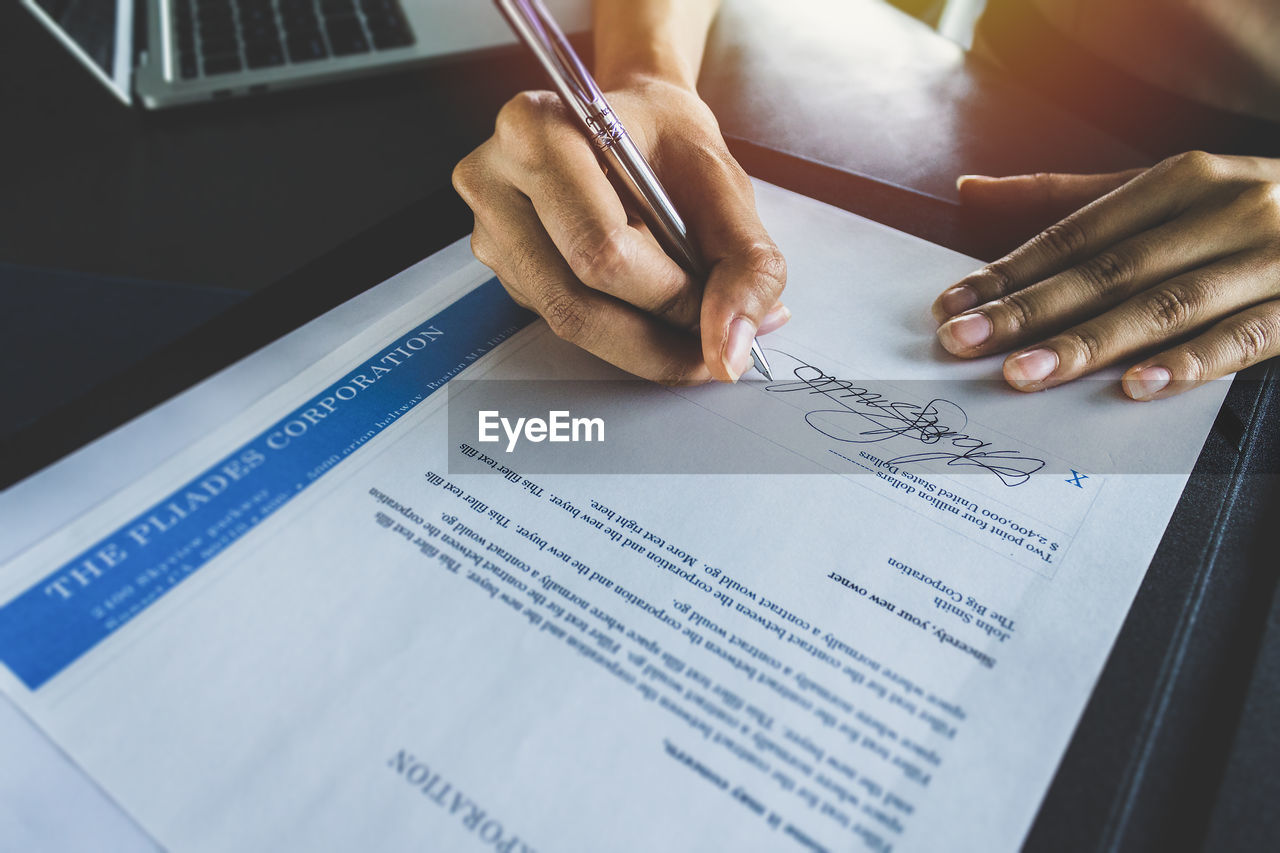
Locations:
934;152;1280;400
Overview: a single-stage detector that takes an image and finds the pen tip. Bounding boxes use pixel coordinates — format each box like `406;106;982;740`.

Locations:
751;340;773;381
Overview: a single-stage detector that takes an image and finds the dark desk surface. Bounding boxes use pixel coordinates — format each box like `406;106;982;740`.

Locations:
3;1;1277;851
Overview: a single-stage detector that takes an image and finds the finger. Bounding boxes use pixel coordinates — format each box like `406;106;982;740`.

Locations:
469;183;711;385
511;135;701;328
995;253;1278;391
668;146;787;381
758;301;792;336
935;202;1252;357
932;154;1220;322
956;168;1145;219
491;93;699;328
1120;298;1280;400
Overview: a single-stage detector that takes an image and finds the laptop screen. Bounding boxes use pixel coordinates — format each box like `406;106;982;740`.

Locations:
25;0;134;104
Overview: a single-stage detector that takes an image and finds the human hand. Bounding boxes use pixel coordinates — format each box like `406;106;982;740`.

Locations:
452;77;788;384
933;152;1280;400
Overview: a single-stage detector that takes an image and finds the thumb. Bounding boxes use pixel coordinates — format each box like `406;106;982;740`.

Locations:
699;234;788;383
665;146;787;382
957;169;1146;220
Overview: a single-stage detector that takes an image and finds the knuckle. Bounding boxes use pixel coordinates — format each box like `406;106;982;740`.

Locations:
469;230;497;271
740;241;788;299
540;289;591;344
494;91;560;159
650;282;696;325
980;260;1017;296
1181;345;1210;381
1076;250;1138;295
1235;181;1280;229
997;291;1036;333
1059;325;1105;367
1229;314;1275;368
1168;150;1221;181
496;90;549;131
1035;217;1090;260
1143;284;1199;333
569;225;630;286
451;154;485;206
686;142;746;183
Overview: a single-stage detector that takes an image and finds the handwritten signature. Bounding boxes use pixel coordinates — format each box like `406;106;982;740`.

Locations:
762;352;1045;487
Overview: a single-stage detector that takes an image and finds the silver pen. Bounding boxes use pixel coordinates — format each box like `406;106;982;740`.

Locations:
493;0;774;381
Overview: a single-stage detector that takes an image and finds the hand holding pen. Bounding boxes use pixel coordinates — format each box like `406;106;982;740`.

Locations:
453;0;789;384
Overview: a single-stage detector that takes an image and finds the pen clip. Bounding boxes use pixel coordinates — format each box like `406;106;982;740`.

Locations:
497;0;624;151
494;0;704;277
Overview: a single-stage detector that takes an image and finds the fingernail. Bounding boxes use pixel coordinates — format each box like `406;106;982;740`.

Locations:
955;174;990;190
722;316;756;382
937;313;991;352
1123;365;1171;400
758;304;791;335
937;285;978;318
1005;348;1058;389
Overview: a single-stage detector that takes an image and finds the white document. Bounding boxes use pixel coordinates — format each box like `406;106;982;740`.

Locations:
0;182;1227;852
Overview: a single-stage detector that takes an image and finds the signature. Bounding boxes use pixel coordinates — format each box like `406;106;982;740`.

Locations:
762;352;1045;487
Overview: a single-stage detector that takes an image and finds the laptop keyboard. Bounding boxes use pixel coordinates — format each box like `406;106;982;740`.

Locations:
174;0;416;79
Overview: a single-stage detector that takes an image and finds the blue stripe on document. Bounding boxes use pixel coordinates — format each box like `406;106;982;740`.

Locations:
0;278;533;690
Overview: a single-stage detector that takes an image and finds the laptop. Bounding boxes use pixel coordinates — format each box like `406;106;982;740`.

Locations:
23;0;589;109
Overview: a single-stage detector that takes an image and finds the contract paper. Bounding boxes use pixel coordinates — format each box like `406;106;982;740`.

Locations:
0;182;1229;852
